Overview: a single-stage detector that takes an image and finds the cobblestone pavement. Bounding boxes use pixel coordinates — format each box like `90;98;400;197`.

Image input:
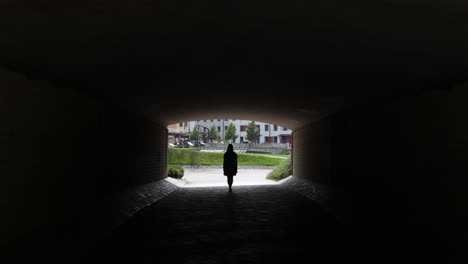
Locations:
5;176;455;264
87;184;371;264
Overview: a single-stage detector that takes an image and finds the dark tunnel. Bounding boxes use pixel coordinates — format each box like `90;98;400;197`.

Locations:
1;1;468;263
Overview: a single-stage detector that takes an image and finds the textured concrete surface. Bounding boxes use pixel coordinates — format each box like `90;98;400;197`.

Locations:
280;176;350;222
85;176;452;264
5;175;455;264
87;184;357;264
96;179;180;230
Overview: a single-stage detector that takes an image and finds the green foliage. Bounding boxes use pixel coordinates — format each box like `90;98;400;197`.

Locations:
237;153;282;166
246;121;259;143
266;157;292;181
208;124;220;142
168;148;200;165
225;122;238;143
189;129;199;140
279;149;291;155
168;165;184;179
167;148;283;166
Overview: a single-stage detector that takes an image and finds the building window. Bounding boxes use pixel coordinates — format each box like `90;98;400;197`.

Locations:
179;122;183;127
204;120;206;122
264;124;269;131
264;136;269;142
210;119;213;122
283;127;288;131
240;125;247;132
225;126;227;131
274;137;278;143
217;126;221;132
218;119;221;121
225;119;228;121
274;125;278;131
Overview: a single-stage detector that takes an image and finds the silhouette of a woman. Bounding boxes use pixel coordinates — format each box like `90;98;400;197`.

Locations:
223;144;238;192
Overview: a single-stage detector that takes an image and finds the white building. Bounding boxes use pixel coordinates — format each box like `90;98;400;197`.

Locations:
188;119;292;144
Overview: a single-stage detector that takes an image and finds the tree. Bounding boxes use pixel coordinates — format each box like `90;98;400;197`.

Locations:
254;126;260;143
246;121;260;143
225;122;238;143
189;129;199;141
208;124;220;142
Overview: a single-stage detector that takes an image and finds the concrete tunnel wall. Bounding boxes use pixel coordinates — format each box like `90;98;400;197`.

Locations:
2;66;468;255
292;84;468;251
0;69;169;249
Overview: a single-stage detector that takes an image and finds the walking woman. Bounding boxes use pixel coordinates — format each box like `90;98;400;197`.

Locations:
223;143;238;192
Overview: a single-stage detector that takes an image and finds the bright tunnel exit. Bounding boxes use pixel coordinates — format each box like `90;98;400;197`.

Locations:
166;119;293;188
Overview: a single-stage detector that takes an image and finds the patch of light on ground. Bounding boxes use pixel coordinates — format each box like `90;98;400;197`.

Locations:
165;166;279;188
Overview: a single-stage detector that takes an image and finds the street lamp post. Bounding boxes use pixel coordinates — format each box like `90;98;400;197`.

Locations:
222;119;225;142
196;124;201;168
194;124;209;168
198;125;201;146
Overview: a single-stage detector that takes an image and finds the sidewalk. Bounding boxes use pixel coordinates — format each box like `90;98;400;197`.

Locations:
166;166;279;188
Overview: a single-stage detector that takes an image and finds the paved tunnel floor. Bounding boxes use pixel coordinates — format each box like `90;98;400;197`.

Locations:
4;180;460;264
86;184;370;264
6;181;455;264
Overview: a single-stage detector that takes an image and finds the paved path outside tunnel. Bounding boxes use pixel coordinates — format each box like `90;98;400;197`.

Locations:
169;166;278;187
87;184;370;264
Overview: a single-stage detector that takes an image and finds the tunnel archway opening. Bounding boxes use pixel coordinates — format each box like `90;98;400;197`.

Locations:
166;118;293;188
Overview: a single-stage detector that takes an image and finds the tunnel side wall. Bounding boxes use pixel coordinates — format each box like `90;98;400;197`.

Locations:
0;69;168;250
292;118;332;184
293;84;468;251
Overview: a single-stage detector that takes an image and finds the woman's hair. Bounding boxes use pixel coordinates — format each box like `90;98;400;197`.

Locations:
227;143;234;152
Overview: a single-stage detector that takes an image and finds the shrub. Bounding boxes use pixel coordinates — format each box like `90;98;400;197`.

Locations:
279;149;291;155
168;165;184;179
266;157;292;181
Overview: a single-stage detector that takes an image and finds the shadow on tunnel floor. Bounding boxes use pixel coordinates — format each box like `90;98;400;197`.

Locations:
3;184;463;264
82;185;460;264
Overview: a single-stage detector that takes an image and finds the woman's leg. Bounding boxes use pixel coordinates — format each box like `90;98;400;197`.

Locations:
227;175;233;191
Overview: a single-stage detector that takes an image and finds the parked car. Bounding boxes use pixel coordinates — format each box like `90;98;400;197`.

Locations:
168;143;176;148
195;141;205;148
183;141;195;148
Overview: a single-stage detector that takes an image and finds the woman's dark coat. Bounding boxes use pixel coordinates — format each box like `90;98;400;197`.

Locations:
223;145;238;176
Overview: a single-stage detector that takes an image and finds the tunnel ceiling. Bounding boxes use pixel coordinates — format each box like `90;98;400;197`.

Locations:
1;0;467;129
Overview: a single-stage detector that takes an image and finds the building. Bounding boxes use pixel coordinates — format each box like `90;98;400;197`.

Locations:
167;122;191;144
187;119;292;144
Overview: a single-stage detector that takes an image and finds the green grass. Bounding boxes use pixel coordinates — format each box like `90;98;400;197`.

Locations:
167;148;285;166
247;153;290;158
266;157;292;181
237;153;284;166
